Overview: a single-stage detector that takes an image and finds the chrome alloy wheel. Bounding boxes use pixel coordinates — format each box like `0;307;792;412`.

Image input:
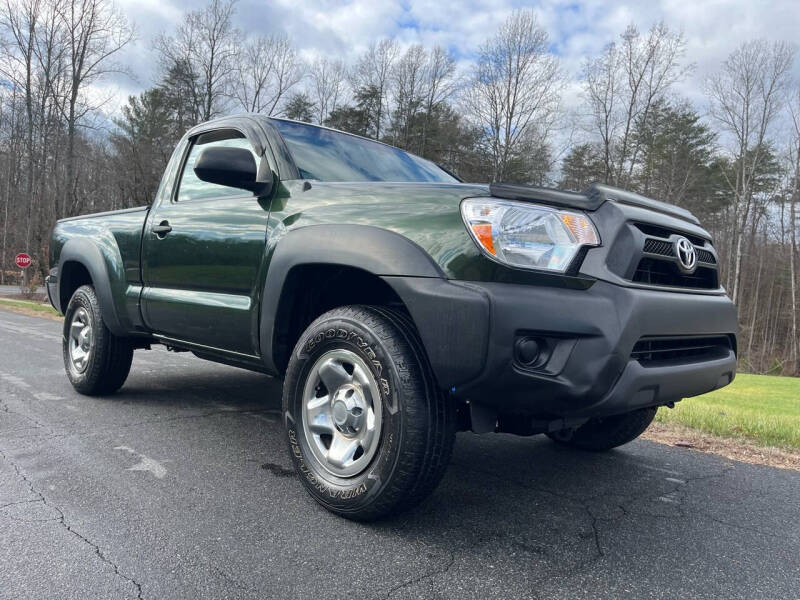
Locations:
68;307;93;373
301;349;383;478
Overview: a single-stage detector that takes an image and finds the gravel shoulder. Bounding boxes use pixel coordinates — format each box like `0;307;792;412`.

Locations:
643;421;800;472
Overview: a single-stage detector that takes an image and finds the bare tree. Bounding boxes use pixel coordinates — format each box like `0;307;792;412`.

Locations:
419;45;456;155
787;84;800;369
231;34;303;115
158;0;236;123
56;0;133;215
351;38;397;139
583;22;689;187
464;9;562;182
391;43;426;148
583;41;619;183
310;56;346;124
1;0;41;251
707;40;795;304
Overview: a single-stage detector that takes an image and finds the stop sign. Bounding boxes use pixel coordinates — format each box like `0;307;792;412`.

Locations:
15;253;31;269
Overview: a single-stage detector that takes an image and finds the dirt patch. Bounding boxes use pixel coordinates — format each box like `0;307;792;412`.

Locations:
643;422;800;472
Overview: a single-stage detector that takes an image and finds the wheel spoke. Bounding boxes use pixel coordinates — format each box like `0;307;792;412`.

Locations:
72;346;86;367
68;308;92;373
70;321;84;342
308;412;335;436
326;434;359;469
306;394;329;413
318;358;351;392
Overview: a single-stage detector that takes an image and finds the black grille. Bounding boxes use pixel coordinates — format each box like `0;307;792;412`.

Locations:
633;258;718;289
642;237;717;265
696;248;716;264
635;223;706;246
631;335;733;365
643;238;673;257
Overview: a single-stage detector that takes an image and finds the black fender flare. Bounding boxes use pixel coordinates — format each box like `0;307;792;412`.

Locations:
258;224;445;374
58;238;126;335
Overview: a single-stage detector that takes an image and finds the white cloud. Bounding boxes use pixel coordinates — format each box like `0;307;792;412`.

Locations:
98;0;800;122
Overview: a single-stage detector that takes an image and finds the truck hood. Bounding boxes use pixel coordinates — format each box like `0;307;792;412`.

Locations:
489;182;700;225
313;180;700;226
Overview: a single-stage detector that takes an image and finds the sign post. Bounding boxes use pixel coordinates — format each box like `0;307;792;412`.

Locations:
15;253;31;291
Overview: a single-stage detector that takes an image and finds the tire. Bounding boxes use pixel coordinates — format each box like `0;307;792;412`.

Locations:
62;285;134;396
282;305;456;521
547;407;657;451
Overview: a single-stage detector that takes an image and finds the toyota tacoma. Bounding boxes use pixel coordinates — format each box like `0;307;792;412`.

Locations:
46;115;738;520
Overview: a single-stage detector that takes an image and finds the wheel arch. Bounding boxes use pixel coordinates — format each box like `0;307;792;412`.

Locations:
57;238;125;335
259;224;444;376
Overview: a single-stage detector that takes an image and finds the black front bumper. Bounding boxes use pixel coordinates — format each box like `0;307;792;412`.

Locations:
386;276;737;420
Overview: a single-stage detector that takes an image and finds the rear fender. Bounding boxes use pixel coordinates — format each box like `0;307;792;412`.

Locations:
58;237;127;335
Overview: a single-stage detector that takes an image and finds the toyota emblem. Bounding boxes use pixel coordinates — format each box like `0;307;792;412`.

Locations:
675;237;697;273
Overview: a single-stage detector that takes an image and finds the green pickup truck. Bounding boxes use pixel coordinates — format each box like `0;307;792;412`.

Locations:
47;114;738;520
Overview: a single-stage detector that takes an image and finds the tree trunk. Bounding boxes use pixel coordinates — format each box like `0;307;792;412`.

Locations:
790;161;799;374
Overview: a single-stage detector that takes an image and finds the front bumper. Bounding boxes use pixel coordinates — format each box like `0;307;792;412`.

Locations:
386;276;737;419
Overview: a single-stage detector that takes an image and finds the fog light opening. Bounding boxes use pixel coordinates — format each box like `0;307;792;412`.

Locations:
515;336;544;367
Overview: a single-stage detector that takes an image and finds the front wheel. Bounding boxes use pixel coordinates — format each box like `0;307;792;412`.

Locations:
547;407;657;451
282;305;455;521
62;285;134;395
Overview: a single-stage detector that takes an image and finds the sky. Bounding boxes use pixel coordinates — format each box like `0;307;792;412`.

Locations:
105;0;800;122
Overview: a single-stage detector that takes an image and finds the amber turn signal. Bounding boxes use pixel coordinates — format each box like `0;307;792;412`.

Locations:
471;223;496;255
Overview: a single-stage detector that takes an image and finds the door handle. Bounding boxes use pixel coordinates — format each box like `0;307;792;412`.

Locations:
152;221;172;237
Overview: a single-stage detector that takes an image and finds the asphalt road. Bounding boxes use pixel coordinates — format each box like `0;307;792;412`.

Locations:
1;308;798;600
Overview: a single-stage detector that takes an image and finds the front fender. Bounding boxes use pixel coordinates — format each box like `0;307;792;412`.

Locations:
259;224;445;374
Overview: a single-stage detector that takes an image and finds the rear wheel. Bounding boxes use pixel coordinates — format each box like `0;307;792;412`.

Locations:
282;305;456;521
547;407;657;451
62;285;133;395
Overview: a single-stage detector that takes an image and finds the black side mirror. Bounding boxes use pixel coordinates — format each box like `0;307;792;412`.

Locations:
193;146;272;196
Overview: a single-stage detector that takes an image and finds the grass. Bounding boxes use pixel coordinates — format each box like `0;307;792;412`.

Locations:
655;373;800;450
0;297;61;317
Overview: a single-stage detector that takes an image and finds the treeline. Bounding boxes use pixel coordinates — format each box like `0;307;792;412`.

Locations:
1;0;799;375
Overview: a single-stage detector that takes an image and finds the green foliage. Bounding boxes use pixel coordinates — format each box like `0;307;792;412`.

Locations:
386;102;490;182
559;143;606;191
324;85;381;138
655;373;800;449
111;88;178;208
635;100;717;200
159;58;202;133
283;93;314;123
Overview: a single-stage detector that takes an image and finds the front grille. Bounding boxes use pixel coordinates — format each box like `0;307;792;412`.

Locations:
635;223;706;246
696;248;716;264
633;257;718;289
642;238;673;257
642;237;717;265
628;220;720;290
631;335;733;365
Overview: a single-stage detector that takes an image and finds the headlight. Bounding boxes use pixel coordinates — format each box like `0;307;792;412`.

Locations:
461;198;600;272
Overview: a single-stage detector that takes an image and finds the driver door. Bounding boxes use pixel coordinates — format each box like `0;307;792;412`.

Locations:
141;128;269;355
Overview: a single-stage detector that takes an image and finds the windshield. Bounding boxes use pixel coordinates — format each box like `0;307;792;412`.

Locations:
272;119;457;183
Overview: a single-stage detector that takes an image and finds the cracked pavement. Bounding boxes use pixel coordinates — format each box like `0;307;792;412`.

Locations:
1;308;799;599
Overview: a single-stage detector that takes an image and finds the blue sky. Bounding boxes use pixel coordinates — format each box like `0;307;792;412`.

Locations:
103;0;800;117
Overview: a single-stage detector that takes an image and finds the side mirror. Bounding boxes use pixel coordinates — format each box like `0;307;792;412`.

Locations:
193;146;272;196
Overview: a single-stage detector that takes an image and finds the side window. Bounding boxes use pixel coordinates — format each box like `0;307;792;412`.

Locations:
175;130;259;202
154;138;188;205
